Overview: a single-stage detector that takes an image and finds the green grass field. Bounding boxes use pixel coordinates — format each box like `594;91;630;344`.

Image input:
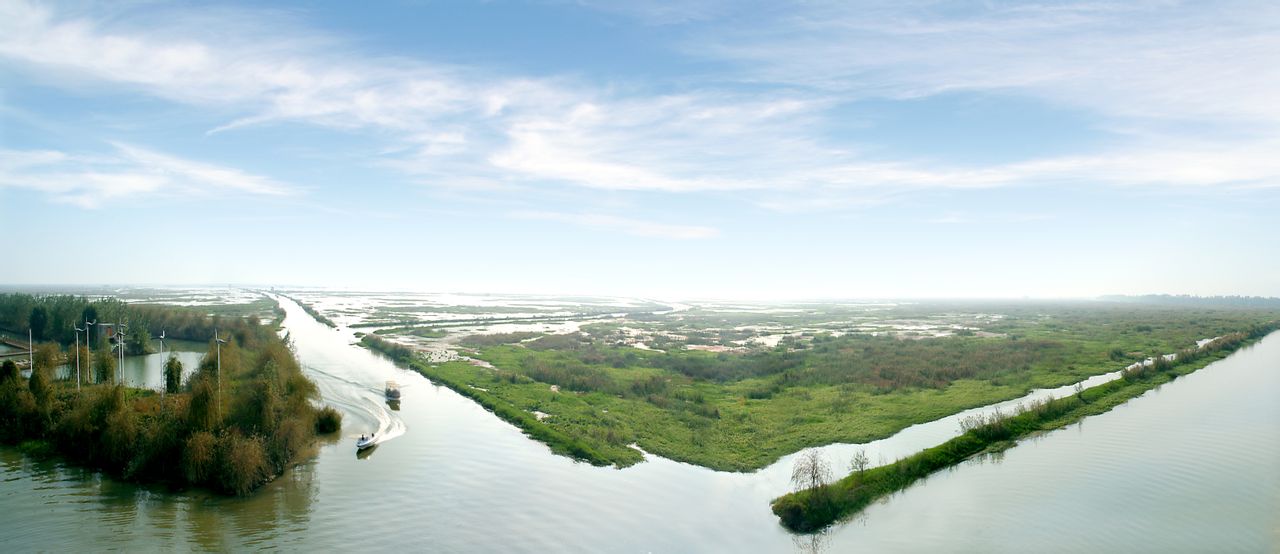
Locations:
378;302;1280;471
770;327;1273;532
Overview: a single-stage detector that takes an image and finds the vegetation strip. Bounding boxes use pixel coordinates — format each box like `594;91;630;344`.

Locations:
360;334;615;465
367;305;1280;472
277;293;337;328
770;325;1277;533
0;293;342;496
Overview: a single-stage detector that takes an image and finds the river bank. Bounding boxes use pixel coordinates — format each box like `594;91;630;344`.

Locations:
771;327;1276;532
0;293;341;497
3;292;1278;551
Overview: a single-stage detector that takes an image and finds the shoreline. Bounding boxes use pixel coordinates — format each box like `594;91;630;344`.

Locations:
771;326;1277;532
359;333;622;466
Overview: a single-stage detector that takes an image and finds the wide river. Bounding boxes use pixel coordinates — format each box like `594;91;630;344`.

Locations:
2;296;1277;552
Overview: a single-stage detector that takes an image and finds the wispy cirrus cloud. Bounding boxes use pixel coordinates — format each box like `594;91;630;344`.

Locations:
0;144;294;208
690;1;1280;125
3;0;1279;224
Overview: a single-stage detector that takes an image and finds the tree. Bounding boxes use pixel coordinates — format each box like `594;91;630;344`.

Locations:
28;362;51;409
849;448;870;476
29;343;61;409
187;374;221;432
1;360;18;383
94;345;116;384
33;343;61;375
126;328;151;356
29;306;49;341
164;355;183;394
791;449;832;493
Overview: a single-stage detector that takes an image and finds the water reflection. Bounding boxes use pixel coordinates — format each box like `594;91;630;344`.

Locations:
0;420;320;551
53;350;205;391
791;528;831;554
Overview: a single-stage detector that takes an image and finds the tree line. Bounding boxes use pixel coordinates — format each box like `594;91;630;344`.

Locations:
0;294;342;495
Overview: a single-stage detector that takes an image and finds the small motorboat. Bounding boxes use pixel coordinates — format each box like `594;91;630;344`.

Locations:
385;380;401;400
356;433;376;450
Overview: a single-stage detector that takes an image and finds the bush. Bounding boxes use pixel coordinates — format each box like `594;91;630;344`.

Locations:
0;360;18;383
315;405;342;434
216;431;269;496
268;417;311;471
183;431;217;483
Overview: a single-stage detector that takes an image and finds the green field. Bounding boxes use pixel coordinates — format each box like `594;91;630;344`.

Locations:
372;300;1280;471
771;327;1275;532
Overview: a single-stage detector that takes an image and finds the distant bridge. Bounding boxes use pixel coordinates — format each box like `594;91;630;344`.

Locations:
0;337;31;365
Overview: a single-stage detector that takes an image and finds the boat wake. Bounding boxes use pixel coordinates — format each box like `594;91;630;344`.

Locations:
305;363;407;446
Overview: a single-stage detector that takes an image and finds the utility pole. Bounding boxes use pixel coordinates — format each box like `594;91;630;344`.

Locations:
215;328;227;420
85;320;96;383
115;321;127;386
73;324;84;391
158;330;166;397
28;328;33;370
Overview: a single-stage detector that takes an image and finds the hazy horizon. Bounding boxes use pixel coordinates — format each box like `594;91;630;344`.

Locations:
3;1;1278;299
0;283;1274;305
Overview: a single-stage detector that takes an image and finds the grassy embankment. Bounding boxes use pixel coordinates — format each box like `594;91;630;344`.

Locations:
277;293;337;328
360;334;613;464
361;307;1280;471
770;325;1277;532
0;293;342;496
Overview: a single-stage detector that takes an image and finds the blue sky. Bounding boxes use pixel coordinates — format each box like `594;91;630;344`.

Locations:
1;0;1278;299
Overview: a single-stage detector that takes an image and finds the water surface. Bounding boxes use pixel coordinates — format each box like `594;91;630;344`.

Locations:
2;296;1276;552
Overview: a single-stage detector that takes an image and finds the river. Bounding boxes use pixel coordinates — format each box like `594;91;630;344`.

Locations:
2;295;1276;552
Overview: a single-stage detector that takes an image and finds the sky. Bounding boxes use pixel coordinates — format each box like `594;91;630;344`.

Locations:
1;0;1278;300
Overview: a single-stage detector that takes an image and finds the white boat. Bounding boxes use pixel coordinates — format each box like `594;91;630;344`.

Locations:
356;433;376;450
385;380;401;400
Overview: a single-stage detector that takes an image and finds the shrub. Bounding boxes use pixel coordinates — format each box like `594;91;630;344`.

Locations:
0;360;18;383
183;431;217;483
216;431;269;496
315;405;342;434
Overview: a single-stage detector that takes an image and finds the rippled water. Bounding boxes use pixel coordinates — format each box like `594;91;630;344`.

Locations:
2;297;1277;552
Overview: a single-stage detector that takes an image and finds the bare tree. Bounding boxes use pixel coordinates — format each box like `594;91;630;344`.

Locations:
791;449;832;492
849;448;869;476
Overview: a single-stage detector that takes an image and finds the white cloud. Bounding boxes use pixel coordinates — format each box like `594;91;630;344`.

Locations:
513;211;719;239
693;1;1280;125
3;0;1279;223
0;0;479;131
0;144;295;208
